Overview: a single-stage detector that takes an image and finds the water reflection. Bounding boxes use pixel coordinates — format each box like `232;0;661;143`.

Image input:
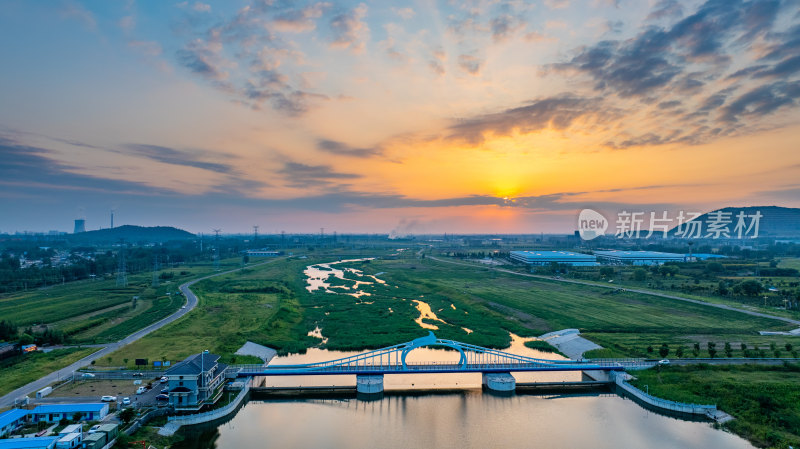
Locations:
185;392;752;449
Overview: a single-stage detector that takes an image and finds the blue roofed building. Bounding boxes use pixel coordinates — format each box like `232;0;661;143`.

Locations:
0;409;30;437
29;404;108;423
0;437;59;449
510;250;598;266
594;250;686;266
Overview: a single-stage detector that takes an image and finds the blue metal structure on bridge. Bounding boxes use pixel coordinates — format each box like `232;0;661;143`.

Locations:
230;332;628;395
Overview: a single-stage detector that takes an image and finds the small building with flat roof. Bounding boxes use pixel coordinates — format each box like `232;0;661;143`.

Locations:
30;403;108;423
594;250;685;266
0;437;59;449
55;432;81;449
0;409;29;437
83;433;107;449
510;250;597;266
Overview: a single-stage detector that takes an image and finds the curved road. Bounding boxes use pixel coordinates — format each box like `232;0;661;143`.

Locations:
0;258;284;408
429;256;800;328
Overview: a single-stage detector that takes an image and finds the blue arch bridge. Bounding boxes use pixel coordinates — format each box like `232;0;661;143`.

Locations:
227;332;646;395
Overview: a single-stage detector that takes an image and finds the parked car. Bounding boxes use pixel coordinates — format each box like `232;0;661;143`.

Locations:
155;394;169;401
136;386;147;395
88;425;101;434
101;395;117;402
160;376;168;383
160;388;169;395
122;397;131;405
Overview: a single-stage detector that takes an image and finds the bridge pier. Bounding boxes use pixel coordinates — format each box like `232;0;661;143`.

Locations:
582;370;612;382
356;374;384;399
482;372;515;395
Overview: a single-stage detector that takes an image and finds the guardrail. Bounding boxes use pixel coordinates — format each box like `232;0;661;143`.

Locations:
611;372;716;415
166;382;250;426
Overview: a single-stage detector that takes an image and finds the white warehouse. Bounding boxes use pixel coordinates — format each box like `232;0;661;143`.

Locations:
594;250;686;265
510;251;598;266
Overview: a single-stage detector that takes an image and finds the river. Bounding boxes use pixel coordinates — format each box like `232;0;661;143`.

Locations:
172;343;754;449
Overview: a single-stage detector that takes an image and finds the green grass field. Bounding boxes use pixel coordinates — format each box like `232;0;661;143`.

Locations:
103;254;795;366
0;259;240;344
0;348;97;397
631;364;800;448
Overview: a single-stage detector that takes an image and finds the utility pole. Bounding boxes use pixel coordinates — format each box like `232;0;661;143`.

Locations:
152;255;160;288
116;239;128;287
213;229;221;271
253;225;259;243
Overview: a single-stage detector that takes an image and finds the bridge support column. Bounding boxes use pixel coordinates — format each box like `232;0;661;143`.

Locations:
356;374;384;399
482;372;515;395
582;370;611;382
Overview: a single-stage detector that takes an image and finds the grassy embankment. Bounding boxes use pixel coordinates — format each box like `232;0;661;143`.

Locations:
631;364;800;448
0;259;241;344
103;255;795;366
0;348;97;398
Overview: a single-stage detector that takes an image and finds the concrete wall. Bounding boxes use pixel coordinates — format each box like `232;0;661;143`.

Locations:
612;372;716;415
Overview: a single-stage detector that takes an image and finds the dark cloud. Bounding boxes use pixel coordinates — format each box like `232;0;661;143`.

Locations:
328;4;368;50
0;138;165;196
722;81;800;122
122;144;235;173
657;100;682;109
646;0;684;21
448;95;607;144
173;0;337;115
316;139;381;158
553;0;785;99
457;54;482;75
278;162;361;188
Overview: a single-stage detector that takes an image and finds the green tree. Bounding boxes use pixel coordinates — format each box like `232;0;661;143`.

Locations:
675;346;684;358
19;333;34;345
659;344;669;358
786;343;793;352
734;279;763;296
72;412;83;422
632;268;647;282
599;267;614;278
119;408;135;424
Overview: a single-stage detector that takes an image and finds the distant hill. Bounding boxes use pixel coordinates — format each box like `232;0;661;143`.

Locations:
68;225;196;244
670;206;800;239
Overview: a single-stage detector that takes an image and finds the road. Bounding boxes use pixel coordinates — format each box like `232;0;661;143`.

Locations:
0;258;284;409
429;256;800;329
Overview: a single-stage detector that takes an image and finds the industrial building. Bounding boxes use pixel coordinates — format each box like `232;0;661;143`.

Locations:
0;437;58;449
29;403;108;423
510;251;598;266
594;250;685;265
0;409;29;437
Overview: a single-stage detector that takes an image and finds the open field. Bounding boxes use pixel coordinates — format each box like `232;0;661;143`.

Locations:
103;254;795;366
102;257;313;366
0;259;241;344
631;364;800;448
0;348;96;397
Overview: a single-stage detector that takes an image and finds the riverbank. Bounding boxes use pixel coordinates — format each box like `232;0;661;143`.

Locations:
631;364;800;448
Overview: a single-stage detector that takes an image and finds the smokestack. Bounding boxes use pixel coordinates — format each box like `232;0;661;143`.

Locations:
111;211;114;229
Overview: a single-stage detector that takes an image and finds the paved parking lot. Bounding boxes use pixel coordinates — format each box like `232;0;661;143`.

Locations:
37;376;170;409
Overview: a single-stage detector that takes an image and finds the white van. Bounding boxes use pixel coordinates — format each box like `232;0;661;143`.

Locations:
136;386;147;395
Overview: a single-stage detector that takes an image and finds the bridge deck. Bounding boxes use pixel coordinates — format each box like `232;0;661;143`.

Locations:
235;362;627;377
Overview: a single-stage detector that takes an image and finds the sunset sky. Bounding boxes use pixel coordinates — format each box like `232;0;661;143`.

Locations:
1;0;799;235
